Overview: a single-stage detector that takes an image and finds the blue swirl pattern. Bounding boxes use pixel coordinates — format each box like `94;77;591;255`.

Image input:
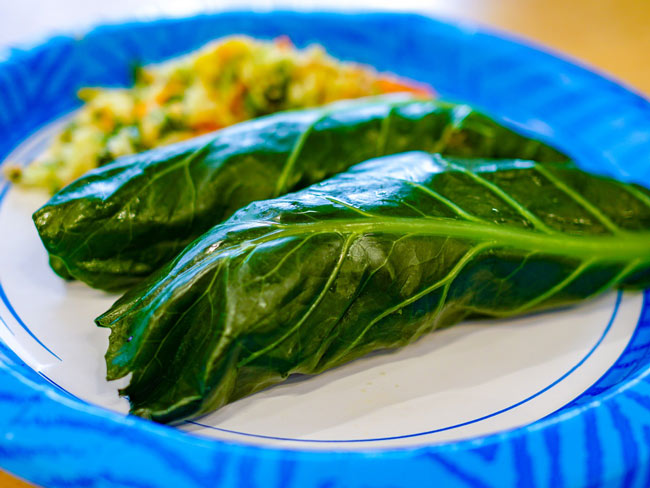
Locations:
1;12;650;487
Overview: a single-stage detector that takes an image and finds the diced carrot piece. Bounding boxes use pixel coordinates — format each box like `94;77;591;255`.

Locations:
191;121;223;135
154;80;182;105
376;76;435;97
216;38;250;62
134;102;147;119
154;88;169;105
274;35;294;50
229;82;247;119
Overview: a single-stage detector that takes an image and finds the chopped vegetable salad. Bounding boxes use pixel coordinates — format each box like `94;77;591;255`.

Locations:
6;36;431;192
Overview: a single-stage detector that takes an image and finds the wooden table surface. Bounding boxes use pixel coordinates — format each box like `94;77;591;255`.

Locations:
1;1;647;486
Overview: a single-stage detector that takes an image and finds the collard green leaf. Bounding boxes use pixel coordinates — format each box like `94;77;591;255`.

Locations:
97;152;650;423
33;95;566;290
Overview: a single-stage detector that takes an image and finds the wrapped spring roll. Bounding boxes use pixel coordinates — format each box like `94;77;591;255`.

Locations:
98;151;650;423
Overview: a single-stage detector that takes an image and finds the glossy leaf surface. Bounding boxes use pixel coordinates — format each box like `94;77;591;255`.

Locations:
34;96;565;290
97;152;650;423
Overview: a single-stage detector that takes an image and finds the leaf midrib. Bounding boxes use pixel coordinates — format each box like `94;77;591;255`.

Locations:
247;217;650;262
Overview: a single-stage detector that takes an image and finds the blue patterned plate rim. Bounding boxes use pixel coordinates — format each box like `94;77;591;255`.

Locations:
1;11;650;487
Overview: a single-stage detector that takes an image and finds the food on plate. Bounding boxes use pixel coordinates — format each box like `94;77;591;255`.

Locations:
97;151;650;423
4;36;430;192
33;96;566;291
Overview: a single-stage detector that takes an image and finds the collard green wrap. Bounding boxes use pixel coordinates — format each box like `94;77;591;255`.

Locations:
33;95;565;290
97;152;650;423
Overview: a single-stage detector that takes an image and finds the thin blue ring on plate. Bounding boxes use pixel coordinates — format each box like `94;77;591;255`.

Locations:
1;11;650;487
